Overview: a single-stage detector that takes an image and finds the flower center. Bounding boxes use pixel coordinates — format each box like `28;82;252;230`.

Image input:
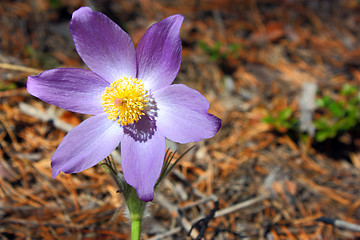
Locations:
102;77;148;126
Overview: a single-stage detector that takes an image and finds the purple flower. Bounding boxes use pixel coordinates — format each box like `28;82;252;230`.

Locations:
27;7;221;201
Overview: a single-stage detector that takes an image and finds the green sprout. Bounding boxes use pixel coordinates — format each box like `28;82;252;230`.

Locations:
313;84;360;142
262;84;360;143
262;107;297;133
198;41;240;61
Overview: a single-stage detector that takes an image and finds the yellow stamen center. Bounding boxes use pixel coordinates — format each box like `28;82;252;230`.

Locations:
102;77;148;126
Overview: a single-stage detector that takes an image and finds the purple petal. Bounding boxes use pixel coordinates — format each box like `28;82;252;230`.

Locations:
136;14;183;92
121;129;165;201
70;7;136;83
153;84;221;143
51;113;122;178
27;68;108;115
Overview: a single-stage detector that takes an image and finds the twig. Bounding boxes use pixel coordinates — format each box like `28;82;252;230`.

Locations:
188;200;219;239
154;193;199;239
214;194;269;218
150;194;269;239
19;102;73;132
172;169;208;199
299;82;317;136
181;195;218;210
316;217;360;232
0;62;42;74
148;226;182;240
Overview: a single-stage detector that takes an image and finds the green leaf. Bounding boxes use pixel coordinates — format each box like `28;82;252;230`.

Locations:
228;43;240;52
341;84;357;96
314;118;330;130
48;0;61;8
278;108;293;121
198;41;210;52
315;130;331;142
262;115;276;124
317;95;331;107
328;101;344;117
335;118;356;131
0;82;17;91
315;128;337;142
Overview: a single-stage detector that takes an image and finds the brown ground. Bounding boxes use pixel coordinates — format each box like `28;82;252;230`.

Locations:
0;0;360;239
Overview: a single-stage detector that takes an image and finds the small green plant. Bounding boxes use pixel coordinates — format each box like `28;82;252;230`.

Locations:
262;84;360;142
48;0;61;8
262;107;297;133
198;41;240;61
0;81;17;91
313;84;360;142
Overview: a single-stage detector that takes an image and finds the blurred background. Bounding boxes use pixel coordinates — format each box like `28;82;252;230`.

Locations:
0;0;360;239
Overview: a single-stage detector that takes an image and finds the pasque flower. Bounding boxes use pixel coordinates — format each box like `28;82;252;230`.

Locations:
27;7;221;201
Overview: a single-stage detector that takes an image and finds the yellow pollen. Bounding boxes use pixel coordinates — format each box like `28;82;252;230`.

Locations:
102;77;148;126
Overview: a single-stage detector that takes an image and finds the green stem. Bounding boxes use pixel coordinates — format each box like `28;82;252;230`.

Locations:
131;219;141;240
123;182;145;240
107;170;145;240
